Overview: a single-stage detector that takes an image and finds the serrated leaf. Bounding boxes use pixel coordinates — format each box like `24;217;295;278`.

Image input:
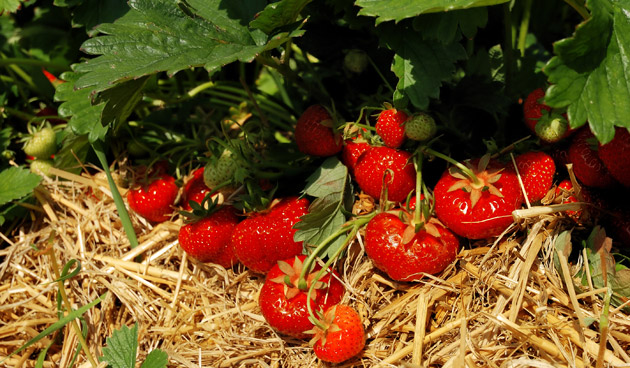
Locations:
543;0;630;144
140;349;168;368
294;157;351;258
0;0;21;14
412;7;487;44
379;24;467;110
356;0;509;24
0;167;42;206
250;0;310;34
55;72;108;143
101;323;139;368
72;0;285;95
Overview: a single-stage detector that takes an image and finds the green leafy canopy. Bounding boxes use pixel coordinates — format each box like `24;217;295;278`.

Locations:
72;0;301;96
544;0;630;143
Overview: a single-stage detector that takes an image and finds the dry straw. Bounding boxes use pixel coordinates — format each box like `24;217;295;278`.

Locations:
1;166;629;367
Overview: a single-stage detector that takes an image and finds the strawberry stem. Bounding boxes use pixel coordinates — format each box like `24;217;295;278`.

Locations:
422;147;481;186
297;213;375;291
413;154;423;225
302;219;367;330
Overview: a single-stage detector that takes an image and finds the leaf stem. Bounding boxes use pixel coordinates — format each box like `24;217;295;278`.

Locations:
564;0;590;20
92;141;139;248
422;147;480;186
302;219;370;330
517;0;533;57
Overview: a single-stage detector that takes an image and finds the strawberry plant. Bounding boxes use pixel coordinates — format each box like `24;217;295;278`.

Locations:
2;0;630;366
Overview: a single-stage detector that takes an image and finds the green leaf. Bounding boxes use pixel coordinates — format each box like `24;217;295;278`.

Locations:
101;323;139;368
0;167;42;206
72;0;281;95
55;72;108;143
356;0;509;24
379;24;467;110
412;7;487;44
293;157;352;258
54;133;90;174
581;226;630;309
70;0;130;34
140;349;169;368
96;76;149;128
250;0;311;34
0;0;21;14
544;0;630;143
0;292;107;365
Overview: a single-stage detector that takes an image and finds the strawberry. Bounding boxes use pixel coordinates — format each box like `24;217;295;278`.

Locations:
294;105;343;157
30;159;54;176
376;108;407;148
567;127;618;188
344;49;368;74
340;139;370;175
203;150;237;190
259;255;344;339
523;88;573;142
554;179;582;221
310;305;365;363
127;174;179;223
354;146;416;203
515;151;556;203
433;156;523;240
598;127;630;187
22;124;57;159
178;206;239;267
365;209;459;281
404;112;436;142
232;196;309;273
182;167;211;210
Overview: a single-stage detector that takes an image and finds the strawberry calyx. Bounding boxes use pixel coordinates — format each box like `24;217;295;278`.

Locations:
305;305;342;346
269;256;327;300
445;154;504;209
178;190;223;223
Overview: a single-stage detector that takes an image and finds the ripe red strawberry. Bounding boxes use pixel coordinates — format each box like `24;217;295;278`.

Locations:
340;139;370;175
259;255;344;338
127;174;178;223
433;156;523;239
294;105;343;157
523;88;551;132
232;197;309;273
354;146;416;203
568;128;618;188
376;108;407;148
365;210;459;281
598;127;630;187
182;167;211;210
178;206;239;267
515;151;556;203
310;305;365;363
554;179;582;221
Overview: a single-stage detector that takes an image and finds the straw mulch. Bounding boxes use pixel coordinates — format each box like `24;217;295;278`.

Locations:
1;166;629;368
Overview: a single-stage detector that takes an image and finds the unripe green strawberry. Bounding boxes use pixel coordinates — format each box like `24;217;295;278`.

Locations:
344;49;368;74
203;150;237;189
23;126;57;159
30;159;54;176
535;114;568;143
405;113;436;141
